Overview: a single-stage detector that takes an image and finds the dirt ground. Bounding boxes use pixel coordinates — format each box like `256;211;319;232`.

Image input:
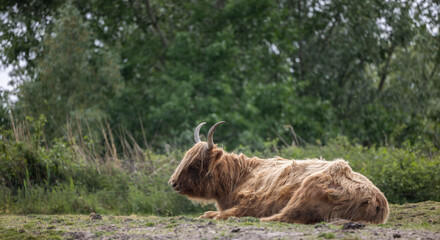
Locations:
1;201;439;239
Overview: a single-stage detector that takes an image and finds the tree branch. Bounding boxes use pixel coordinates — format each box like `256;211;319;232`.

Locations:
215;0;226;10
144;0;169;48
297;0;305;80
346;58;365;110
427;58;439;81
131;0;167;69
319;22;336;53
378;43;396;92
422;44;439;82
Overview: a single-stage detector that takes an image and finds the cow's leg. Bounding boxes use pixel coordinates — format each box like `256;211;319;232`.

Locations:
198;207;241;220
214;207;241;220
198;211;219;219
260;200;323;224
260;186;323;224
261;177;333;223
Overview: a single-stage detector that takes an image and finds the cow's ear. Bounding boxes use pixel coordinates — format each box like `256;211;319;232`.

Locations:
212;149;223;160
205;147;223;165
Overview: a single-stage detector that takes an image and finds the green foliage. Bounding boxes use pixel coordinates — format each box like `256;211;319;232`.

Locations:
0;0;439;215
1;0;439;150
0;90;10;126
1;118;439;215
0;121;209;215
15;2;122;140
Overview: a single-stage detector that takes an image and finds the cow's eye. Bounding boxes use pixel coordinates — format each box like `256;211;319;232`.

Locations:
188;165;198;171
188;166;199;177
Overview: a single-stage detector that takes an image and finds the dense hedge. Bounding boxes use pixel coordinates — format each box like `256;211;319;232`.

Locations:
0;126;208;215
1;130;439;215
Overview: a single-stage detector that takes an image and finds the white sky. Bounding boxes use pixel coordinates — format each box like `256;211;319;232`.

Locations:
0;66;13;91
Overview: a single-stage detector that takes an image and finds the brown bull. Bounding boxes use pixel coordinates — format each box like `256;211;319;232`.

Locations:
169;122;389;224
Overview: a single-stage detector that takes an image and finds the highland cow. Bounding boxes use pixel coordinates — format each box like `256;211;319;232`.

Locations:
169;122;389;224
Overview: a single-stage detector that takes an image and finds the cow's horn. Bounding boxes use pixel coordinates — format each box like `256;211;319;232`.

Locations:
194;122;206;143
207;121;225;149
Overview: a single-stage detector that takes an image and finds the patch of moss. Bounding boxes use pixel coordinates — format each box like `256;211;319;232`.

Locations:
165;223;178;228
318;232;335;239
145;222;156;227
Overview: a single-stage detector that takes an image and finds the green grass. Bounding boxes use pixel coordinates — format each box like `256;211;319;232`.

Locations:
379;201;440;231
1;202;439;239
318;232;336;239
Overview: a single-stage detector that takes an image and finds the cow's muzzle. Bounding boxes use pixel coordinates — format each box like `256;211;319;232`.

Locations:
170;180;181;192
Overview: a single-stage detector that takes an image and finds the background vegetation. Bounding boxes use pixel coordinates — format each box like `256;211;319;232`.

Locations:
0;0;439;215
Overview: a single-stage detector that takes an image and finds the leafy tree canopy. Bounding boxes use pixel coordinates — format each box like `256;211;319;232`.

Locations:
0;0;439;150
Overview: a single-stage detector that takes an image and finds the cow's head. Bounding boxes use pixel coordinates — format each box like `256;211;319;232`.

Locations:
169;121;225;198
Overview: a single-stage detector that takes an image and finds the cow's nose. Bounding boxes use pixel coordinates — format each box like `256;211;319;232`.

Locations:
171;181;178;189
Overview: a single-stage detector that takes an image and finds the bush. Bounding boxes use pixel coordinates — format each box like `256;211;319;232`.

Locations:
1;118;439;215
0;119;211;215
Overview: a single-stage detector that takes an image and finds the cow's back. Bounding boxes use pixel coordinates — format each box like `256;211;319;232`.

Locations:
232;158;389;223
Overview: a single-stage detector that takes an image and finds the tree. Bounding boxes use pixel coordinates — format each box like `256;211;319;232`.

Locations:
1;0;439;150
16;3;122;139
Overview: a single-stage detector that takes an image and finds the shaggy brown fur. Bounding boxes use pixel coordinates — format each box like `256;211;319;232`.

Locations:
169;142;389;224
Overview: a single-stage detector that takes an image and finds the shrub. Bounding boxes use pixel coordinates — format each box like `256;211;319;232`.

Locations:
1;118;439;215
0;118;210;215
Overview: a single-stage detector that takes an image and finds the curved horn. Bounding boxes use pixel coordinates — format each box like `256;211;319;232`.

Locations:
207;121;225;149
194;122;206;143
